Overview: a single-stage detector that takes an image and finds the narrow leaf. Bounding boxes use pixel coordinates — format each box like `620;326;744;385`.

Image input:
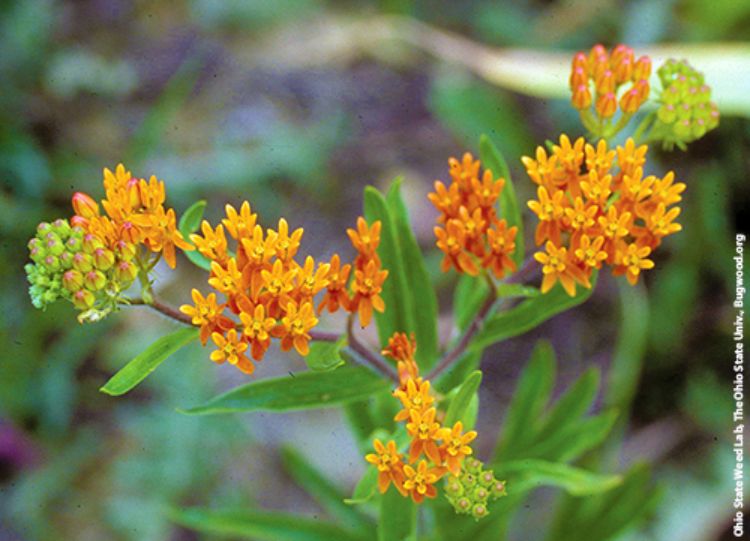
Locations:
495;340;556;460
170;507;369;541
479;134;524;266
444;370;482;428
378;489;416;541
386;179;439;369
453;273;491;332
527;410;619;463
496;283;540;299
100;327;198;396
471;273;597;352
345;467;379;505
177;199;212;271
363;186;415;345
281;447;372;532
493;459;622;497
180;366;390;415
537;368;599;440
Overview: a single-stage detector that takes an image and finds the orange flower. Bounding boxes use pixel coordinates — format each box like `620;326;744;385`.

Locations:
573;235;608;269
483;220;518;279
180;289;233;344
406;407;443;464
439;422;477;475
210;329;253;374
190;221;229;263
394;378;434;422
527;186;565;246
275;301;318;356
365;439;407;496
615;242;655;285
347;217;382;264
402;460;442;503
534;241;590;296
273;218;304;262
317;254;351;313
434;221;479;276
238;301;276;361
382;332;419;385
295;255;331;300
222;201;257;240
208;259;243;296
350;259;388;327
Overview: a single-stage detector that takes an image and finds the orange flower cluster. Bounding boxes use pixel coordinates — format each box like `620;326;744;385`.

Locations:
524;135;684;296
570;44;651;120
180;205;386;374
71;164;193;270
365;333;477;503
429;154;518;278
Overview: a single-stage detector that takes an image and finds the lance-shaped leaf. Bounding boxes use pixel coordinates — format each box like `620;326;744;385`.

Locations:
386;179;439;369
378;488;417;541
177;199;212;271
479;134;524;267
471;273;597;352
443;370;482;429
179;366;390;415
170;507;371;541
492;459;622;497
363;186;415;348
100;327;198;396
345;467;379;506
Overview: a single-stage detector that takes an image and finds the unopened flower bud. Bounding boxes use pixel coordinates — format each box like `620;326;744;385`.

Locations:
72;252;94;273
491;480;507;498
51;219;71;236
473;487;489;501
471;503;488;520
633;56;652;80
62;270;84;292
119;221;140;244
114;260;138;283
114;240;136;261
572;84;592;110
595;70;615;94
66;235;83;252
72;192;100;219
93;247;115;271
44;255;61;271
658;104;676;124
82;234;104;254
84;270;107;291
479;471;496;487
456;497;471;514
72;289;96;310
619;87;641;114
595;92;617;118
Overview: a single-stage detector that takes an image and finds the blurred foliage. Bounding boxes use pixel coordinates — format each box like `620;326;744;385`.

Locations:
0;0;747;539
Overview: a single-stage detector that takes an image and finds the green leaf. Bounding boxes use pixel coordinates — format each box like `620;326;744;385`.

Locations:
100;327;198;396
537;368;600;439
495;340;556;461
179;366;390;415
304;339;345;372
479;134;524;267
386;179;439;369
378;489;417;541
453;273;491;332
281;446;373;533
444;370;482;429
177;199;212;271
178;199;207;234
363;185;415;346
527;410;619;463
496;283;540;299
471;273;597;352
345;467;379;505
170;507;370;541
547;463;662;541
494;459;622;497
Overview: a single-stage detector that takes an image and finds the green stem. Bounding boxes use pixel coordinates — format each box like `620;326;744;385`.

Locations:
631;111;656;145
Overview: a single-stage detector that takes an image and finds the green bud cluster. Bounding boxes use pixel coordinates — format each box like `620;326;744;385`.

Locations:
25;219;139;321
654;59;719;150
444;457;507;521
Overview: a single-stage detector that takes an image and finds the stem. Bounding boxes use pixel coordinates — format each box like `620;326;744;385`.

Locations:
427;284;497;381
346;314;399;383
125;297;344;343
125;296;194;326
631;111;656;144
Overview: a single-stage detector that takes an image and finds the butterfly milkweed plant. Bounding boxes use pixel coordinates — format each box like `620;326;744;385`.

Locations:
24;45;718;540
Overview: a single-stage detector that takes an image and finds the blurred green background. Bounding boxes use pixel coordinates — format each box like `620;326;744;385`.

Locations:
1;0;748;539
